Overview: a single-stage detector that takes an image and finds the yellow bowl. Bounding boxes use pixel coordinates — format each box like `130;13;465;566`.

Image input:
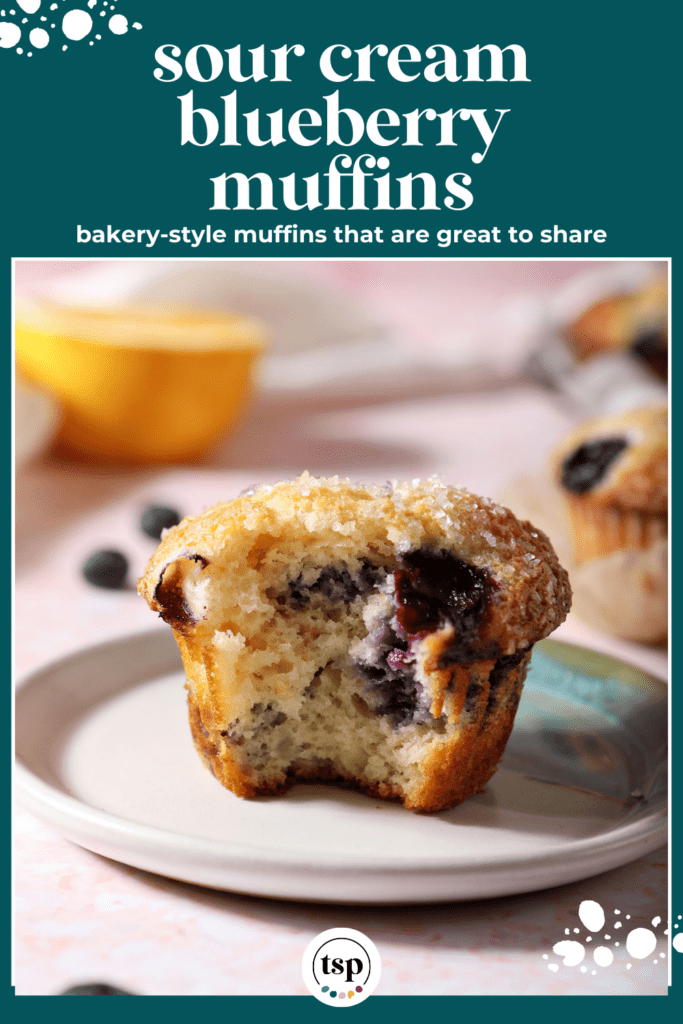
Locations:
15;301;266;464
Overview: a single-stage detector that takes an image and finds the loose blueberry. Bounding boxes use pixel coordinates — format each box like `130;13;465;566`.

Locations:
560;437;628;494
141;505;182;540
60;983;133;995
82;550;129;589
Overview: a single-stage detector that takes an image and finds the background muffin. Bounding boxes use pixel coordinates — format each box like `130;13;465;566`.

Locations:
553;406;667;643
566;276;668;381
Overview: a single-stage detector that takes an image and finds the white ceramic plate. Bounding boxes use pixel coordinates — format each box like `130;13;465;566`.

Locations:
15;631;667;904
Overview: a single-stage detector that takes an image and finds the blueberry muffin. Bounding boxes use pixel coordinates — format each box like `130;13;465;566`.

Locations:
138;474;571;812
566;275;668;380
553;406;667;642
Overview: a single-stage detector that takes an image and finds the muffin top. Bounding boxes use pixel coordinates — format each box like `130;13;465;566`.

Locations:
139;473;571;657
554;406;668;512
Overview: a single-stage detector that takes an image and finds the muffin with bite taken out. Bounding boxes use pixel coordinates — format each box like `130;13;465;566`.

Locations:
139;474;571;812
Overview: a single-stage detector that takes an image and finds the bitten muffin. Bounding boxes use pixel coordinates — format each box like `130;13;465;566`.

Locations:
566;275;668;380
553;406;667;642
139;474;571;812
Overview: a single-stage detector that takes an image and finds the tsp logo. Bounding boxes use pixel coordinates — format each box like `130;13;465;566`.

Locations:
302;928;381;1006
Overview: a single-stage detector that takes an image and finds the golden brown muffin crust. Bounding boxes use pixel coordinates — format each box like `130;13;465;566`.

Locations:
140;474;571;655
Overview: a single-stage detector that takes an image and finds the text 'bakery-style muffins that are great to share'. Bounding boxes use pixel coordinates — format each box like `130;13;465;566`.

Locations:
139;475;571;812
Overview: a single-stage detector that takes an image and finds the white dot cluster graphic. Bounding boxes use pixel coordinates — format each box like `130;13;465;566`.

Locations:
0;0;141;55
542;901;677;978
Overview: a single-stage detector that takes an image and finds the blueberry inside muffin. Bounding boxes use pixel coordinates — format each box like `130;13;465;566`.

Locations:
631;329;668;380
560;438;629;495
555;406;667;514
139;474;571;812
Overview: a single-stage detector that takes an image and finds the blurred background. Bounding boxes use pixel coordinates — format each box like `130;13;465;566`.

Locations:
14;259;669;996
15;258;668;671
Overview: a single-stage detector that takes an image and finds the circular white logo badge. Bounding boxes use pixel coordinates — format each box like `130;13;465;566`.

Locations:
302;928;381;1006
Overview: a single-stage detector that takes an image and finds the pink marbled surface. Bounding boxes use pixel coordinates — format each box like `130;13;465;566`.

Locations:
14;261;669;996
